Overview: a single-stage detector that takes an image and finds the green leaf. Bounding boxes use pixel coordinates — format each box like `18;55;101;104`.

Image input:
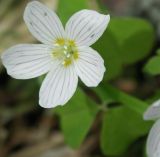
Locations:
55;88;99;148
109;18;155;64
101;106;152;156
57;0;88;25
144;56;160;75
94;17;155;80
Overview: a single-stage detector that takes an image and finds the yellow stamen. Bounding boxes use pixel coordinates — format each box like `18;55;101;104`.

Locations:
73;52;79;60
55;38;65;45
52;39;79;67
63;59;72;67
68;40;76;47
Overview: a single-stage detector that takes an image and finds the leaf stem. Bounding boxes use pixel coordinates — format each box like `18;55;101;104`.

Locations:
94;84;149;115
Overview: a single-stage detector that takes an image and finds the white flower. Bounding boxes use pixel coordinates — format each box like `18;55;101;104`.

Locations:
143;100;160;157
1;1;110;108
144;99;160;120
145;119;160;157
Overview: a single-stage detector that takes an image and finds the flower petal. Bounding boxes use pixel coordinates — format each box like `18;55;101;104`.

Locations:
1;44;53;79
65;10;110;46
39;65;78;108
143;99;160;120
146;119;160;157
74;46;105;87
24;1;65;45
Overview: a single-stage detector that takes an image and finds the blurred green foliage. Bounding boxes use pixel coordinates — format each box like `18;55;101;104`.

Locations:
58;0;87;25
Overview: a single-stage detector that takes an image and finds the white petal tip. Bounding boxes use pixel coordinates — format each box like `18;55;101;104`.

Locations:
39;66;78;109
1;44;52;80
143;99;160;121
39;99;54;109
24;1;40;14
107;14;110;18
143;113;151;121
39;99;65;109
107;15;110;21
24;0;65;45
65;10;111;46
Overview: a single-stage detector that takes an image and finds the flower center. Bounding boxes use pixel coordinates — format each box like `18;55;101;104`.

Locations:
52;39;79;67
